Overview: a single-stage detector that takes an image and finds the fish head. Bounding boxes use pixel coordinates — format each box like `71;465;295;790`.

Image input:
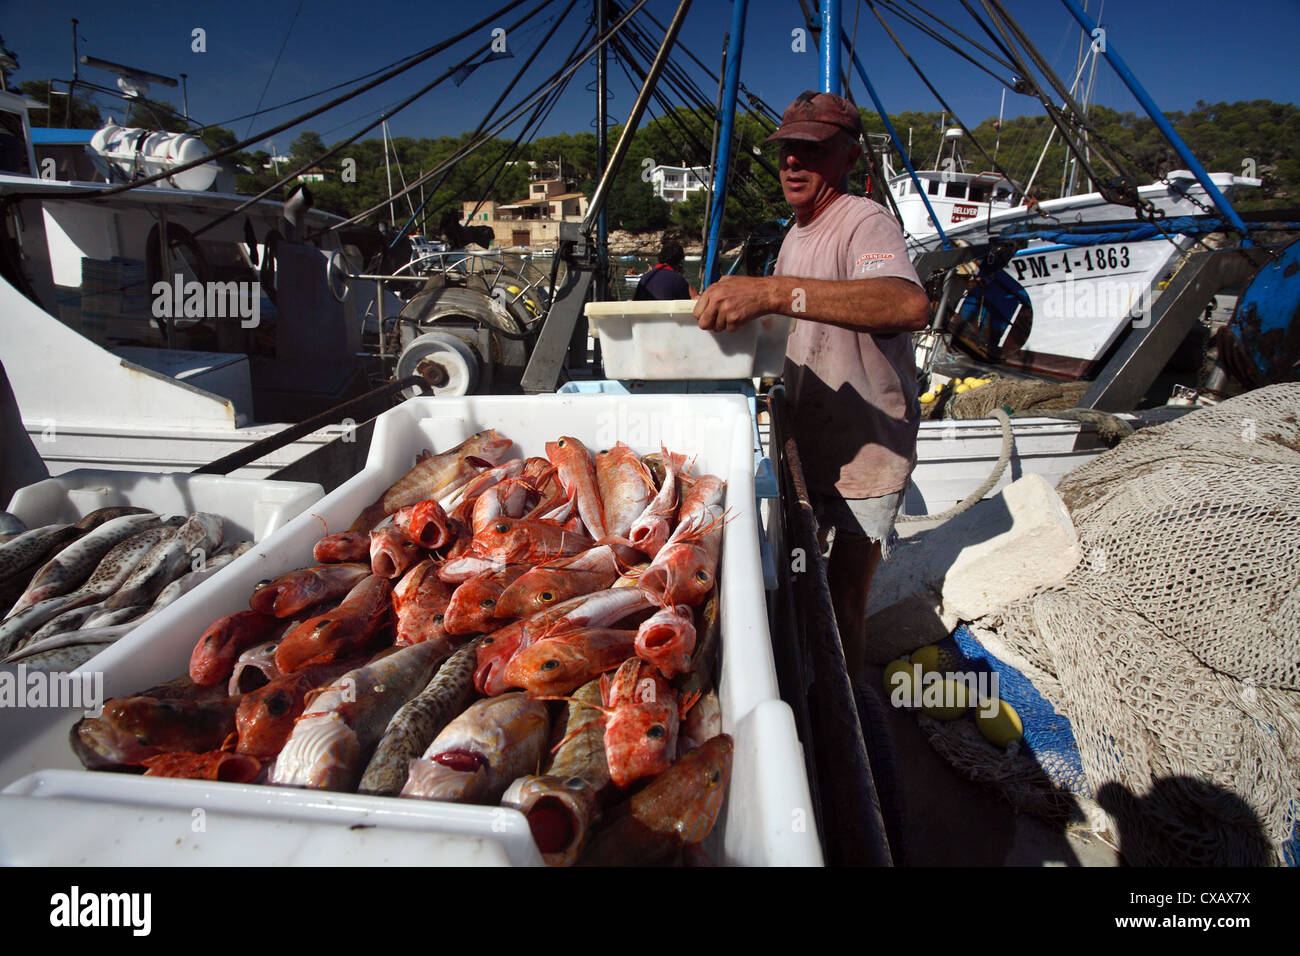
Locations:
638;542;714;608
442;572;504;636
471;517;531;564
605;695;680;789
657;734;733;844
70;702;157;769
504;639;591;697
236;676;306;759
401;752;491;803
501;774;599;867
473;623;523;695
370;527;421;579
466;430;515;466
635;605;696;680
394;500;451;550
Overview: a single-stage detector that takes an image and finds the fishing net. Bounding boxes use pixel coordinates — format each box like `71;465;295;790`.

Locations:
926;383;1300;865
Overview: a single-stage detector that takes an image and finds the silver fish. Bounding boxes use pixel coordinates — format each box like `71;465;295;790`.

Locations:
270;640;450;791
81;605;148;629
8;513;161;616
0;512;27;538
73;507;153;531
401;693;550;804
359;640;479;796
6;550;242;665
0;524;176;658
26;603;107;641
102;513;223;610
0;524;83;586
15;641;111;673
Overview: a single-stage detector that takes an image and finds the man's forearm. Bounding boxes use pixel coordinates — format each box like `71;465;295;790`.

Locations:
763;275;931;333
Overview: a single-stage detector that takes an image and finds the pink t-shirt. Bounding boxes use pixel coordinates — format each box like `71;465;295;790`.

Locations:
777;193;923;498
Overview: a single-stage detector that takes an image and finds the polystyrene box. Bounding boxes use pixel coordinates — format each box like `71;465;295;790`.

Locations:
0;395;822;866
584;300;794;379
6;470;324;543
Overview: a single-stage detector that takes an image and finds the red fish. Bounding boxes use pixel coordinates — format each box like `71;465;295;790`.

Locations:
602;658;680;789
545;436;606;539
349;430;514;532
392;560;456;649
370;526;422;580
493;545;620;622
234;659;357;759
274;575;393;673
474;587;651;696
595;443;656;539
447;459;527;528
71;696;242;770
503;627;638;697
637;492;726;608
391;499;454;550
142;750;263;783
579;734;733;865
313;532;371;564
190;611;284;687
471;516;593;565
627;450;689;557
249;563;370;618
442;563;529;635
471;477;538;536
634;604;696;679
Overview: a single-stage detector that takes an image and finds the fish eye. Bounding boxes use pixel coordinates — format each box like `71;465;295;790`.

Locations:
266;692;291;717
557;439;566;447
539;591;554;603
695;570;709;583
403;542;416;549
255;579;271;589
542;659;561;670
266;643;277;652
433;614;444;623
315;619;332;631
480;598;495;608
495;523;509;533
709;771;720;785
646;725;666;739
565;777;585;789
483;636;493;644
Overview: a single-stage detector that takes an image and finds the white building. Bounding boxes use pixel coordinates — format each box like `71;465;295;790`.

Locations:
649;164;712;202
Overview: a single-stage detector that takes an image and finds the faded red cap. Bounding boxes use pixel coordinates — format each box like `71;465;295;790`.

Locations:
765;91;863;143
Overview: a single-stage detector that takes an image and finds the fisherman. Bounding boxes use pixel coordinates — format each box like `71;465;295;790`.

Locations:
693;91;929;676
634;236;697;301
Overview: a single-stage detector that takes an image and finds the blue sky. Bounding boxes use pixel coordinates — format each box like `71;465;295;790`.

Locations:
5;0;1298;157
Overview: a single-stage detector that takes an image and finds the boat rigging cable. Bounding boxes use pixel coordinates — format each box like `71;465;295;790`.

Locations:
0;0;535;205
191;0;559;240
864;0;1020;194
366;0;585;251
243;0;306;140
321;0;658;234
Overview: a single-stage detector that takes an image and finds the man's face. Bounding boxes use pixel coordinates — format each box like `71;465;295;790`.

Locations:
778;134;859;220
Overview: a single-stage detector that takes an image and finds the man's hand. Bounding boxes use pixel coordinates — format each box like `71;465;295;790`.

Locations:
693;275;775;332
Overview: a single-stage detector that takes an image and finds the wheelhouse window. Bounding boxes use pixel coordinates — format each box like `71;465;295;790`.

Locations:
944;181;967;199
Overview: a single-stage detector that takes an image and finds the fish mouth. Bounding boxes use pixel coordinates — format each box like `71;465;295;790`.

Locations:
372;551;398;579
501;775;597;866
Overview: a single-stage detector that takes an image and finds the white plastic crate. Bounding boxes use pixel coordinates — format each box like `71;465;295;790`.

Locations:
7;470;324;544
585;300;793;379
0;395;822;866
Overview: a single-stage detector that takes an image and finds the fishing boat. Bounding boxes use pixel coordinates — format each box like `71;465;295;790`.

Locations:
0;88;399;485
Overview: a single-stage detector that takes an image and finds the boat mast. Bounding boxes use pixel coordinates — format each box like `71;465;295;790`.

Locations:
702;0;749;287
1058;0;1251;243
595;0;608;299
821;0;841;94
383;120;395;227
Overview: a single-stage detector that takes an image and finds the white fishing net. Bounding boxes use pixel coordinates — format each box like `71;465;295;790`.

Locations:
949;383;1300;865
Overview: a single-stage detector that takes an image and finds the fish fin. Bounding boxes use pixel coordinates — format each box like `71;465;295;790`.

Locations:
549;716;607;755
679;689;701;720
